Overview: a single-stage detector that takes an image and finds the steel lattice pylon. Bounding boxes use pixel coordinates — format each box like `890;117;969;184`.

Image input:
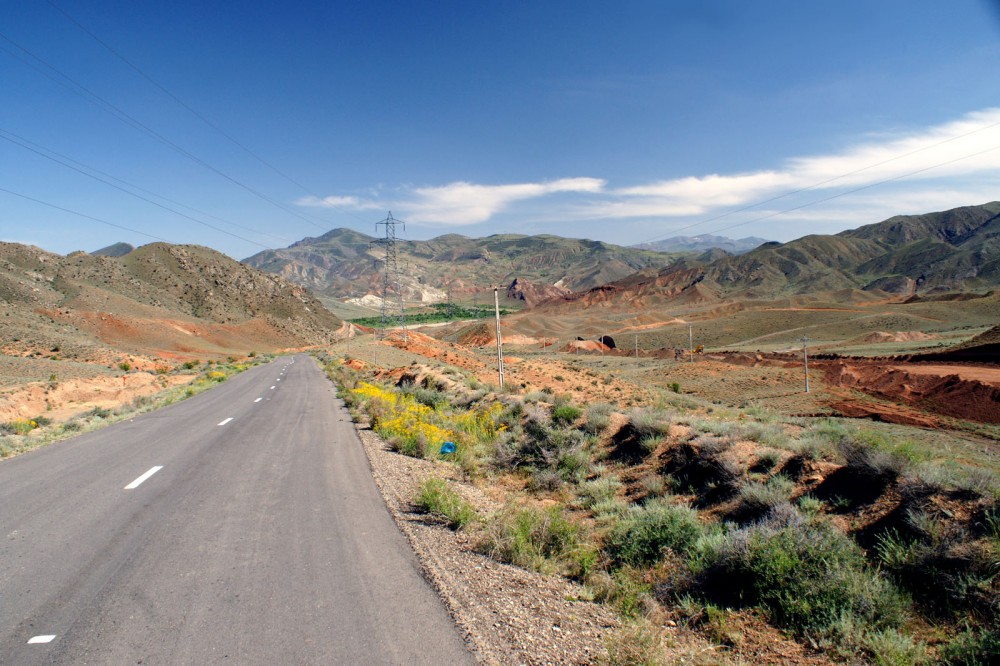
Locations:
374;212;407;340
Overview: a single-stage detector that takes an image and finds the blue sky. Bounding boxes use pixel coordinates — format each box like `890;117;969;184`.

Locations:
3;1;1000;259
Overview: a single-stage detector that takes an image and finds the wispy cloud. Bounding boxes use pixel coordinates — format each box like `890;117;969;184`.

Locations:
300;108;1000;236
404;177;605;224
296;194;382;210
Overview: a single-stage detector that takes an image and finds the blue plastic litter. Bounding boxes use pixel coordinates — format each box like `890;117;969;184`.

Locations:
440;441;457;454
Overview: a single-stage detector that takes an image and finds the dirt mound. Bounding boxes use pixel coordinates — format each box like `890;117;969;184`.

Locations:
563;340;611;353
861;331;940;343
826;361;1000;424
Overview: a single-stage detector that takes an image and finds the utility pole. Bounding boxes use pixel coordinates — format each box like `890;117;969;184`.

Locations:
374;212;407;341
803;336;810;393
689;324;694;364
493;287;504;389
635;335;638;358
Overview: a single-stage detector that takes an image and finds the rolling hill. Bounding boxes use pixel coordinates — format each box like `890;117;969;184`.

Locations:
547;202;1000;309
243;229;679;306
0;241;343;360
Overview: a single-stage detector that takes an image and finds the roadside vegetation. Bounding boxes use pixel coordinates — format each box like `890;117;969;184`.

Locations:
325;355;999;665
0;357;268;459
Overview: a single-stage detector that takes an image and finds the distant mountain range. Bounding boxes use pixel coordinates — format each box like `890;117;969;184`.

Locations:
632;235;770;254
243;230;679;304
547;201;1000;308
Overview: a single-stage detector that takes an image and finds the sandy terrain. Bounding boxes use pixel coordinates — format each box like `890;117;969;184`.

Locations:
0;372;193;422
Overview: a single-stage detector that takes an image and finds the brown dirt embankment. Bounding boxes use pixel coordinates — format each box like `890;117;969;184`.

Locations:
825;361;1000;424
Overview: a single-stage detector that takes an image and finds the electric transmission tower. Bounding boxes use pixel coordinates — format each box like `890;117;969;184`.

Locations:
373;212;407;340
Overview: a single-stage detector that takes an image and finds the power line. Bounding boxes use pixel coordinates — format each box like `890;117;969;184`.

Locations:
0;185;171;242
44;0;374;227
0;128;288;248
0;29;328;230
0;130;272;249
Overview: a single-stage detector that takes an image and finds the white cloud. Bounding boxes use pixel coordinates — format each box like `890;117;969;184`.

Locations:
299;108;1000;237
405;177;605;225
296;194;381;210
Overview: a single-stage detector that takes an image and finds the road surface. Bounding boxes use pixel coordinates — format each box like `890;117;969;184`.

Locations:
0;355;472;664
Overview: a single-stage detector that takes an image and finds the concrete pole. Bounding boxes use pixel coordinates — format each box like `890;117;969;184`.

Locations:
803;336;810;393
494;287;504;389
689;324;693;364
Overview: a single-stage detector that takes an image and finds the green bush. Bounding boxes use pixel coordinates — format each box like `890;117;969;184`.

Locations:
731;474;794;522
583;402;614;434
414;477;478;529
552;404;582;425
942;627;1000;665
478;504;585;575
605;500;703;567
578;475;622;509
694;514;906;640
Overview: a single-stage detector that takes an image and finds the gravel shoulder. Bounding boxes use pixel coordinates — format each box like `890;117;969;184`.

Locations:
354;424;620;665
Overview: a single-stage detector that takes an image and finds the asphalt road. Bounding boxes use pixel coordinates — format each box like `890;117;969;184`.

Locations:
0;355;473;665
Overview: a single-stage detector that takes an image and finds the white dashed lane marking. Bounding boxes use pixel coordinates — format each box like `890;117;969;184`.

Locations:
218;418;233;426
124;466;162;490
27;635;56;644
254;398;262;403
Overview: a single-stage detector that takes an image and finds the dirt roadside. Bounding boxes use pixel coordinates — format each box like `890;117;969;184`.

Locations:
355;424;622;665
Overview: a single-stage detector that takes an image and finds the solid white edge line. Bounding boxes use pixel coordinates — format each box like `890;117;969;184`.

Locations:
124;466;163;490
27;635;56;644
218;417;233;426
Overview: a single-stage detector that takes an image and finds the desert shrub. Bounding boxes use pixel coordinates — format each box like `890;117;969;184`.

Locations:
710;419;787;447
862;628;928;666
875;509;998;618
796;494;824;517
557;444;592;483
605;500;703;567
639;435;661;455
407;385;448;409
692;511;907;640
588;566;656;619
942;627;1000;665
478;504;586;576
628;408;672;437
529;468;564;492
182;360;199;370
206;370;227;383
552;404;582;426
577;474;622;509
731;475;795;523
837;437;910;486
640;473;672;499
602;618;665;666
4;419;39;435
414;477;478;529
118;361;131;372
659;438;741;505
753;448;783;472
583;402;614;434
523;390;548;403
